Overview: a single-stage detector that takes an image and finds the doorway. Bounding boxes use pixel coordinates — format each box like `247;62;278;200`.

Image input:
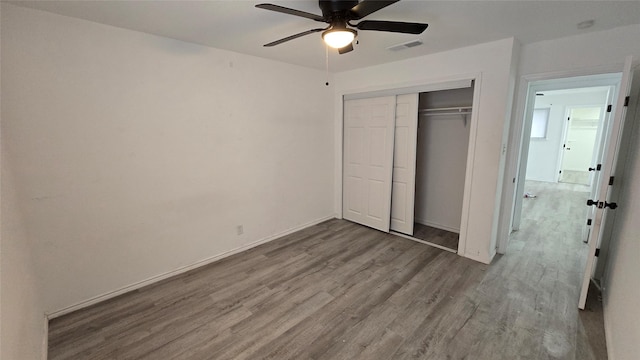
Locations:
521;86;612;247
509;68;632;310
512;75;621;233
559;106;603;186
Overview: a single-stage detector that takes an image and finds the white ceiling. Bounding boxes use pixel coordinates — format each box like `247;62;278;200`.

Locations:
8;0;640;73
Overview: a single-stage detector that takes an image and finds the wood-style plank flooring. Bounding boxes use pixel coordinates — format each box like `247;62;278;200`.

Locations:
49;180;606;359
412;222;458;251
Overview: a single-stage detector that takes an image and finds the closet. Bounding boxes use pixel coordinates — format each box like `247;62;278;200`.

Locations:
343;81;474;253
409;86;473;251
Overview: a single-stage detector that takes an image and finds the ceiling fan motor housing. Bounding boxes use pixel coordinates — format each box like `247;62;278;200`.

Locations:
319;0;359;19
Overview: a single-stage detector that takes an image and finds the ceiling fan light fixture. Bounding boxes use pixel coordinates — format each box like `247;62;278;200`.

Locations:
322;28;356;49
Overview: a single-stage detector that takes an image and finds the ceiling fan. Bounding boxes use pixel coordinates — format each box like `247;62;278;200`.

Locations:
256;0;428;54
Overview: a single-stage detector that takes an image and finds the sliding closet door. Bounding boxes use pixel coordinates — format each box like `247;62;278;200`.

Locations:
343;96;396;232
390;93;419;235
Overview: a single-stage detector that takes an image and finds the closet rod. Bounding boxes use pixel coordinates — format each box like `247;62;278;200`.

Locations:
419;106;472;113
420;111;472;117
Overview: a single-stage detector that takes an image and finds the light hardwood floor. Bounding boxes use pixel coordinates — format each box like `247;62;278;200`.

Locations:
49;181;606;359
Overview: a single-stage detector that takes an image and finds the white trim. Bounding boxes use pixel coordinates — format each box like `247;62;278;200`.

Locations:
557;103;607;183
343;79;472;100
390;231;457;254
335;72;485;219
463;250;494;265
458;73;482;260
336;72;482;262
46;215;335;319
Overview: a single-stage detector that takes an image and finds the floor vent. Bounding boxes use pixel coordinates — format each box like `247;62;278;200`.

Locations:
388;39;423;51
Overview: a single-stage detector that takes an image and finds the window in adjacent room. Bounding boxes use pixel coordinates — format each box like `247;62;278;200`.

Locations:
531;108;550;139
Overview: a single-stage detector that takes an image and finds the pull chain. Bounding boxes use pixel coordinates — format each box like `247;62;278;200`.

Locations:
325;45;329;86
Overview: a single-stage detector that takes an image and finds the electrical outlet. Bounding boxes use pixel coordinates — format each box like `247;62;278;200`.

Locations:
236;225;244;235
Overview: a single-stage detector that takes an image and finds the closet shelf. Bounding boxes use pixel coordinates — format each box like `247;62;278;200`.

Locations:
419;106;472;116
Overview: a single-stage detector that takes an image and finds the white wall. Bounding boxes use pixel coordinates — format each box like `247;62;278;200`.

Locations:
334;38;519;264
1;150;45;360
525;89;608;182
1;3;47;356
519;24;640;76
1;3;334;317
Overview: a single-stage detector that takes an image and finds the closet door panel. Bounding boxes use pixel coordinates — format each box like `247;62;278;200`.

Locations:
390;93;419;235
343;96;396;232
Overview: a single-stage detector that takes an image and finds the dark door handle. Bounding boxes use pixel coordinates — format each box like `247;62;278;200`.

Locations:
588;167;596;171
587;199;598;206
604;202;618;210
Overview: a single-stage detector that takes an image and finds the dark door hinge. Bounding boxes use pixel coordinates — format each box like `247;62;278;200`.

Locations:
609;176;615;185
595;248;600;257
607;104;612;112
587;219;592;226
597;164;602;171
624;96;630;107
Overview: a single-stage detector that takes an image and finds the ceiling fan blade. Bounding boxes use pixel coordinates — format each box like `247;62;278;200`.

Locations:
263;28;325;47
255;3;325;22
338;43;354;54
356;20;428;34
349;0;400;20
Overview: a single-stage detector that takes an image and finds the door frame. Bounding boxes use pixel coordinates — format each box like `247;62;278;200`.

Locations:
503;71;622;243
557;103;608;185
579;57;636;309
336;73;481;257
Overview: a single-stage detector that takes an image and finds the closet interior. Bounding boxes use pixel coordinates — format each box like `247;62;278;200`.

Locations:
408;85;474;251
342;80;474;254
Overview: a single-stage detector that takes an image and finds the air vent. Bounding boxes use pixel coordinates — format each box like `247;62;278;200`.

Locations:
387;39;423;51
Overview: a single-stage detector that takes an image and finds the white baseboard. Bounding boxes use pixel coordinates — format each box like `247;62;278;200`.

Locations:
47;215;335;319
414;218;460;234
461;251;493;265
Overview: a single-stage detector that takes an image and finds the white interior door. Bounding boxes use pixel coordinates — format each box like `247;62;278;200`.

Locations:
343;96;396;232
560;107;601;183
582;88;616;242
579;56;635;309
390;94;419;235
